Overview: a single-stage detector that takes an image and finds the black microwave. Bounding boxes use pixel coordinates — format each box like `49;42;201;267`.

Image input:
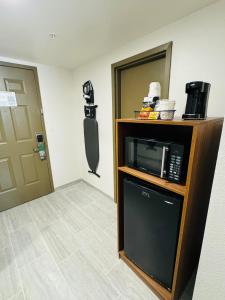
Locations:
125;137;187;183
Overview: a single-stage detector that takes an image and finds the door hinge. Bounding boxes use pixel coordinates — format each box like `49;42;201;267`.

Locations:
40;108;43;116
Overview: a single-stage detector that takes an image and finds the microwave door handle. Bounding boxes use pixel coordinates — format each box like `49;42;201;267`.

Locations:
160;146;168;178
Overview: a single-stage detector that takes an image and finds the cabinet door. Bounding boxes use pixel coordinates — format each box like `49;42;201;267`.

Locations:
123;178;182;289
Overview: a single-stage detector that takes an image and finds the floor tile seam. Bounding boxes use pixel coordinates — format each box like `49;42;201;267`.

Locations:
107;270;153;300
46;195;92;223
24;205;65;264
2;188;117;300
100;260;122;277
65;201;114;241
52;226;118;280
5;203;33;226
90;203;117;220
45;191;88;223
4;211;26;300
6;218;37;235
40;217;84;261
56;200;115;247
26;202;62;232
100;264;125;299
64;221;112;251
101;223;117;241
25;190;103;255
48;205;97;242
63;246;122;299
56;248;83;268
70;196;115;227
66;186;117;248
61;184;116;220
24;194;80;248
87;202;117;221
2;184;116;299
62;188;96;208
73;234;121;280
27;216;78;298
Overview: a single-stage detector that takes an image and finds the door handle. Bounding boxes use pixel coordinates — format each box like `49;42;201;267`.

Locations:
33;148;39;153
160;146;169;178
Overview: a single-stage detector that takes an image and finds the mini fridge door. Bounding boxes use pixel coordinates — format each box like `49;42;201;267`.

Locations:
123;178;183;289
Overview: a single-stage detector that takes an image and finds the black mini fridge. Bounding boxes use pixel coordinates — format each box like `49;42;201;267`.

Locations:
123;178;183;289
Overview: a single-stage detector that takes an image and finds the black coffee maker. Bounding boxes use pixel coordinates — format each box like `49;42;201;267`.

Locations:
182;81;211;120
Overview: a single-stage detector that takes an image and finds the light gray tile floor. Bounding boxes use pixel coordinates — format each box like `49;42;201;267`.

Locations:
0;181;193;300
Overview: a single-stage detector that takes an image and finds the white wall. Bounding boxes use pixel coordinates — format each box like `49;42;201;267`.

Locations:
72;1;225;299
72;63;114;196
0;56;82;188
37;65;82;187
193;123;225;299
72;0;225;197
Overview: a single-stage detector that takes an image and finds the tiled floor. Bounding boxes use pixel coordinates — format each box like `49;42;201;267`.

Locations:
0;181;160;300
0;181;194;300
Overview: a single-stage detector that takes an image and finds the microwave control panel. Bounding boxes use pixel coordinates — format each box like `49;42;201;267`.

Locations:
167;144;184;183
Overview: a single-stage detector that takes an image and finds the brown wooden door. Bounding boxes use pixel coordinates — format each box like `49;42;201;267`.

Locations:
121;57;166;118
0;64;53;211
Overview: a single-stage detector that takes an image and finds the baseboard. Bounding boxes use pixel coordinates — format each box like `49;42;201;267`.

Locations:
81;179;114;202
55;178;83;191
54;178;115;203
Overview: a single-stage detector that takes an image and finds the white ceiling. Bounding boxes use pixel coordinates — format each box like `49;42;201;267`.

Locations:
0;0;218;69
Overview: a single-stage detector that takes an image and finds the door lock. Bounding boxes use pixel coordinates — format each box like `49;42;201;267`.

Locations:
34;133;47;160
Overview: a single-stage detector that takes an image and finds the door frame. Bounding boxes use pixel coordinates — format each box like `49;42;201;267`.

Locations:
111;41;172;119
111;42;172;201
0;61;54;193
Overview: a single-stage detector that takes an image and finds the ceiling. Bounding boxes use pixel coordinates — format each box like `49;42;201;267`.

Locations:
0;0;218;69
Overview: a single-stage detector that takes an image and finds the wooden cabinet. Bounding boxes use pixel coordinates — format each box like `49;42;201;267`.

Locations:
115;118;223;300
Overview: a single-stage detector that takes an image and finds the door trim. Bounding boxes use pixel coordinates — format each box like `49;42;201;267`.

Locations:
111;42;173;202
111;42;172;120
0;61;54;193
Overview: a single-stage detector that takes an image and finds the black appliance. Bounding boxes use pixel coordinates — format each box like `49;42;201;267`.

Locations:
182;81;211;120
125;137;186;183
123;178;183;289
